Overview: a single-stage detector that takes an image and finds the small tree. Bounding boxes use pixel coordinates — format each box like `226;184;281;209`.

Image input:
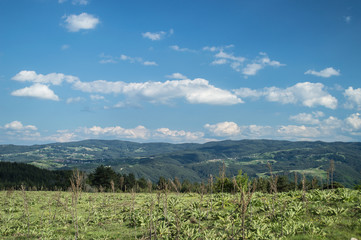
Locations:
88;165;118;191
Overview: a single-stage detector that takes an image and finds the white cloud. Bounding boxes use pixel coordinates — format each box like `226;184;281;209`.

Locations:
66;97;85;104
345;113;361;130
210;50;246;72
11;84;60;101
245;125;273;138
170;45;195;52
112;101;141;109
48;125;207;143
304;67;340;78
211;59;228;65
208;49;284;76
155;128;204;142
63;13;99;32
242;53;285;76
242;63;263;75
277;125;321;138
120;54;140;62
233;87;264;99
1;121;41;143
12;70;78;85
215;50;245;63
4;121;37;131
90;95;104;100
320;116;343;135
344;87;361;109
289;112;324;125
73;78;243;105
204;121;242;136
43;130;78;143
203;116;355;141
235;82;337;109
165;73;187;80
266;82;337;109
142;29;173;41
84;125;149;139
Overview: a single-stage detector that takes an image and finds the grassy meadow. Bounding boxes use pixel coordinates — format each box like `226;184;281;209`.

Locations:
1;187;361;239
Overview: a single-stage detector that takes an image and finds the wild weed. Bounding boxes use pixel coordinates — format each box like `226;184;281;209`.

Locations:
70;169;83;240
20;184;30;237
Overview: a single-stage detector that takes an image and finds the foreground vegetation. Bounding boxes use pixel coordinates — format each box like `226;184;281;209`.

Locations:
1;186;361;239
1;154;360;239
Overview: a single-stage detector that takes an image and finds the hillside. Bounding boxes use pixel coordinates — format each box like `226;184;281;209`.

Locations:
0;139;361;187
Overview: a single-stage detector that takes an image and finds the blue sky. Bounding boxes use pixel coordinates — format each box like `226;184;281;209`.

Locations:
1;0;361;144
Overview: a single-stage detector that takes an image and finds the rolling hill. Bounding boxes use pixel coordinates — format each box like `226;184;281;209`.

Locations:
1;139;361;187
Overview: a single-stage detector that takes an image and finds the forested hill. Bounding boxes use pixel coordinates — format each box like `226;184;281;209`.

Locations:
0;139;361;187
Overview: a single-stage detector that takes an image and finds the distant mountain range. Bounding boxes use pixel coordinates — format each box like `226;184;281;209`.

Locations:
1;139;360;187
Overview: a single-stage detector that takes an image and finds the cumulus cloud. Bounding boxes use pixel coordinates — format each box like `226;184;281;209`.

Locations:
4;121;37;131
73;78;243;105
84;125;149;139
11;84;60;101
242;63;263;75
277;125;321;138
289;111;324;125
278;114;348;141
202;116;356;141
305;67;340;78
12;70;78;85
142;29;173;41
234;82;337;109
1;121;41;143
345;113;361;130
63;13;99;32
233;88;264;99
344;87;361;109
204;121;274;139
55;125;207;143
165;73;187;80
155;128;204;142
204;121;242;136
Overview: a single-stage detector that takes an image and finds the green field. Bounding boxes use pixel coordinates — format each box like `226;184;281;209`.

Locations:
1;188;361;239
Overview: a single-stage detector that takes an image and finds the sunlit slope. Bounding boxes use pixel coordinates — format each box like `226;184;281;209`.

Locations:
0;139;360;187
